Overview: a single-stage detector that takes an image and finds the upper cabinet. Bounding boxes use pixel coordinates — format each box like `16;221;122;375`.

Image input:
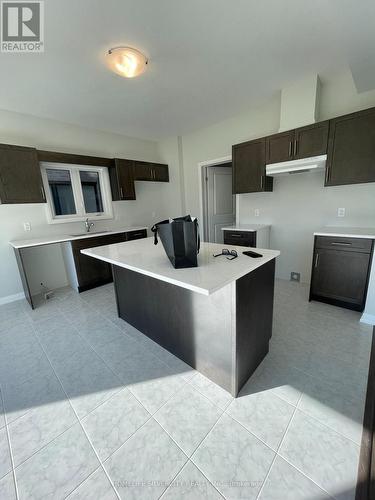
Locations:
232;138;273;194
0;144;46;204
109;159;170;201
325;108;375;186
266;131;295;164
294;121;329;159
266;122;329;164
133;161;169;182
109;159;136;201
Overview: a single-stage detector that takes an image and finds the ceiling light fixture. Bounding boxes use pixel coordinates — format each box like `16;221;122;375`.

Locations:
106;47;148;78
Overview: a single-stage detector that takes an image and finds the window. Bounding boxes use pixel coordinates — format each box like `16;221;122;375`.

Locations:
46;168;76;216
41;163;113;223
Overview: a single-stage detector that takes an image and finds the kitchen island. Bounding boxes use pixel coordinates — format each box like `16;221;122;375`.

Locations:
82;238;280;396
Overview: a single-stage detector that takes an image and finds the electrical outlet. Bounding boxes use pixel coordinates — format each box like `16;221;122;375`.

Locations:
290;272;300;282
23;222;31;231
337;207;346;217
254;209;260;217
152;211;156;218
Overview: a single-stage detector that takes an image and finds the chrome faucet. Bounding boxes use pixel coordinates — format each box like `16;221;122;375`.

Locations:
84;218;95;233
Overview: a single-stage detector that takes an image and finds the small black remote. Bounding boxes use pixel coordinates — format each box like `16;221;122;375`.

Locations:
243;250;263;258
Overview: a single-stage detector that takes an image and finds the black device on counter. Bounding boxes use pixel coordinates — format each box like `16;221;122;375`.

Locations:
243;250;263;258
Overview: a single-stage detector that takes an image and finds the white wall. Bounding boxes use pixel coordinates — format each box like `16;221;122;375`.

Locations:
238;172;375;282
181;94;281;216
0;110;182;300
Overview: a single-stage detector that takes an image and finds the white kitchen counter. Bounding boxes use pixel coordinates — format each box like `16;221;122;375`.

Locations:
81;237;280;295
9;226;148;249
221;224;270;232
314;226;375;239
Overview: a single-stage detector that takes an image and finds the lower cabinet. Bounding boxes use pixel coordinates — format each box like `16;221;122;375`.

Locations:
223;230;256;247
67;230;147;292
309;236;373;311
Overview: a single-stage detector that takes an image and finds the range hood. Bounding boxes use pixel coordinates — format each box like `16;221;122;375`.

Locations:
266;155;327;177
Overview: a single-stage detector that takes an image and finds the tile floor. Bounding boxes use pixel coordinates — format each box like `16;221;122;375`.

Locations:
0;279;372;500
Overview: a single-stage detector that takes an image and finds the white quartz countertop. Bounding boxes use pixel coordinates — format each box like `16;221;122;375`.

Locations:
81;237;280;295
9;226;148;249
314;227;375;239
221;224;270;232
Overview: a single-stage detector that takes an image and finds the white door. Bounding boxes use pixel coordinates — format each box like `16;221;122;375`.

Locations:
206;165;235;243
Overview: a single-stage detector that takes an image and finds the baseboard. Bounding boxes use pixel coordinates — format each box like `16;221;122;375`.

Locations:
0;292;25;306
361;313;375;326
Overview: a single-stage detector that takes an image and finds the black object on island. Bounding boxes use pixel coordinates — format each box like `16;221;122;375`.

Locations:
243;250;263;258
151;215;200;269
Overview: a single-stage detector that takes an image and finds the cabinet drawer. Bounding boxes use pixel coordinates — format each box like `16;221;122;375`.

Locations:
72;233;126;251
315;236;373;253
223;231;256;247
126;229;147;241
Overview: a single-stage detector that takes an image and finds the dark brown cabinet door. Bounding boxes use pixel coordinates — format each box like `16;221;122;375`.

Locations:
309;238;373;311
134;161;153;181
326;108;375;186
72;233;127;291
266;131;295;164
116;159;136;200
233;138;272;194
109;159;136;201
126;229;147;241
0;144;45;204
294;121;329;159
134;162;169;182
152;164;169;182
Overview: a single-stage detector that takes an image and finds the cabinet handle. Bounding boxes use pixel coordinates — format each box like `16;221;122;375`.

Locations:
260;176;264;190
40;185;46;201
288;142;292;157
294;139;298;156
331;241;352;246
120;187;124;199
230;234;242;238
153;169;156;180
325;166;330;184
315;253;319;268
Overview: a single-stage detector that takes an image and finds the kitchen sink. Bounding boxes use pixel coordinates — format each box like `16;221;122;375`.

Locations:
70;230;112;237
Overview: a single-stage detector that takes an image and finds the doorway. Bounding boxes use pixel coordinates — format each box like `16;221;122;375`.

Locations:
202;162;235;243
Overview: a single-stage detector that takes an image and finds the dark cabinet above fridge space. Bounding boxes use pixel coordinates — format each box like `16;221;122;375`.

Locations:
133;161;169;182
325;107;375;186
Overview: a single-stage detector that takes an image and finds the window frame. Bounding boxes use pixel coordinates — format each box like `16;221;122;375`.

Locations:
40;162;113;224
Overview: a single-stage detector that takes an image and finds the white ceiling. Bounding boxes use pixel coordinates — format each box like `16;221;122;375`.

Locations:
1;0;374;139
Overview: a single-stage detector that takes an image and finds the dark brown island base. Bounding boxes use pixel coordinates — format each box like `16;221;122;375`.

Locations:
82;238;280;397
